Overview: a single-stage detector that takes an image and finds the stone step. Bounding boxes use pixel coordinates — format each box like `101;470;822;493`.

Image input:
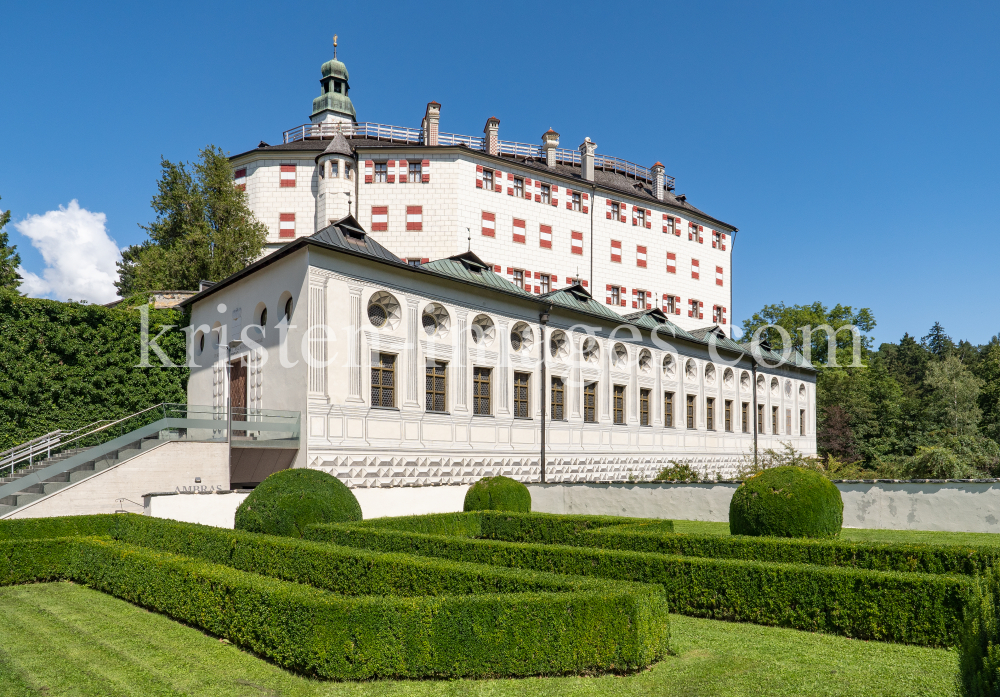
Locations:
42;481;70;496
14;493;43;507
0;504;15;516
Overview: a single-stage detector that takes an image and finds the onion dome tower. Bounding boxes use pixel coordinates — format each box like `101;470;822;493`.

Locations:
310;35;357;125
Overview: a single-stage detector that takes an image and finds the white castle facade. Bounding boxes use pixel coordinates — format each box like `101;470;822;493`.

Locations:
183;49;817;487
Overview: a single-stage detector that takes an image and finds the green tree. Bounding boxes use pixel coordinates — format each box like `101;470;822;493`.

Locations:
115;146;267;296
925;354;983;436
976;342;1000;440
921;321;955;357
0;196;22;291
740;301;875;367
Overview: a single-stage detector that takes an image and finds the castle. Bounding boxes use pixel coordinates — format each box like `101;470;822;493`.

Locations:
179;46;816;487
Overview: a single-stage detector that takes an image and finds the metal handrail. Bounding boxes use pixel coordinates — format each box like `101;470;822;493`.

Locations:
0;403;180;478
437;132;483;148
498;139;543;158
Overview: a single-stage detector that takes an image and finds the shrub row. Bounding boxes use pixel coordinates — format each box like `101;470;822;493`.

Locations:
0;517;670;678
573;526;1000;576
306;524;970;647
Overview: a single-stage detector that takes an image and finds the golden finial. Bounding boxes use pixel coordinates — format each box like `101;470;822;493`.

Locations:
333;34;338;59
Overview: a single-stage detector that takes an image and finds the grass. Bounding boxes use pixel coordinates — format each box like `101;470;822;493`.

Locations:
0;582;958;697
673;519;1000;546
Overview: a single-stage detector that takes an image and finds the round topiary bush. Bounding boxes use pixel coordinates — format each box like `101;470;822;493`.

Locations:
729;466;842;538
234;468;362;537
463;475;531;513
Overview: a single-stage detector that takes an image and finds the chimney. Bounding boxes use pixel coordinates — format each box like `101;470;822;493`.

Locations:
580;137;596;182
484;117;500;156
542;129;560;167
423;101;441;146
651;162;665;201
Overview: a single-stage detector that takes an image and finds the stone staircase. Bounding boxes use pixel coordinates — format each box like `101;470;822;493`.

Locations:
0;435;167;517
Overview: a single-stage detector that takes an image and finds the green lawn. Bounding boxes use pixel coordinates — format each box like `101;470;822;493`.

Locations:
673;519;1000;546
0;582;957;697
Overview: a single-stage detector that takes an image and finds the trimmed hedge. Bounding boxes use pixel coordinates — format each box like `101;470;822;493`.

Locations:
0;516;670;678
235;468;361;537
70;538;667;679
306;523;970;647
573;526;1000;576
464;476;531;512
958;563;1000;696
730;466;843;538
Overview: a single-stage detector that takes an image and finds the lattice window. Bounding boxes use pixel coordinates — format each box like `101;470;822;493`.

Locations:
551;377;565;421
425;362;447;412
474;367;492;416
725;400;733;432
664;392;674;428
613;385;625;424
706;397;715;431
371;353;396;407
584;382;597;423
640;388;650;426
687;395;696;429
513;372;530;418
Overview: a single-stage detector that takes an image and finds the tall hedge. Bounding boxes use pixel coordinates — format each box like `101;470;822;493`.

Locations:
464;475;531;512
0;291;188;450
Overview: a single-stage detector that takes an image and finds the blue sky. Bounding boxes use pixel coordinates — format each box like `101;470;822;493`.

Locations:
2;1;997;345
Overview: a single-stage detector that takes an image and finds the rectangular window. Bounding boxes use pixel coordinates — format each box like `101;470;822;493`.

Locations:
613;385;625;424
514;177;524;198
640;388;651;426
541;184;551;204
786;409;792;435
772;406;780;434
686;395;696;429
689;222;700;242
374;163;387;183
725;400;733;432
540;274;551;294
664;392;674;427
800;409;806;435
742;402;750;433
706;397;715;430
512;269;525;289
539;223;552;249
407;259;422;267
474;367;492;416
664;217;675;235
371;206;388;232
481;211;496;237
635;208;646;227
713;230;722;247
637;290;647;310
330;161;339;178
513;218;526;244
425;362;447;412
278;212;295;239
665;295;677;314
584;382;597;423
758;404;765;434
689;298;701;319
572;192;581;211
406;205;423;231
551;377;565;421
483;169;494;190
611;286;621;306
513;372;530;418
713;305;723;323
371;353;396;408
611;202;621;221
233;168;247;190
408;162;422;181
280;164;296;187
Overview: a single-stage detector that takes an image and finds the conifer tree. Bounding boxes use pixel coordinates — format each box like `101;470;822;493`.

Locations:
0;196;22;292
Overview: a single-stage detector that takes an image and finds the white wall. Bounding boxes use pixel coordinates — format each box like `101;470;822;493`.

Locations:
7;442;229;519
529;481;1000;533
144;484;472;528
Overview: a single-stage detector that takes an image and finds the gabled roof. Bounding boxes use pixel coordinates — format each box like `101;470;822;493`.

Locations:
310;215;404;264
688;325;746;352
420;252;533;298
624;308;698;341
539;285;624;321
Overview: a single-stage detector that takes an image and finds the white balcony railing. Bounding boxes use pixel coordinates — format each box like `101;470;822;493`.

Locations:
280;122;675;190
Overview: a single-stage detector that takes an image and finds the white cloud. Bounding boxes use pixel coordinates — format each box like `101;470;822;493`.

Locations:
15;200;121;304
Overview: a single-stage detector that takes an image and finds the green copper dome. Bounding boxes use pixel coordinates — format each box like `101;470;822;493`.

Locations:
311;55;356;121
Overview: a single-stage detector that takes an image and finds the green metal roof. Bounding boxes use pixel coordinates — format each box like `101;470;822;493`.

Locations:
625;309;699;341
420;254;534;299
539;286;625;322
